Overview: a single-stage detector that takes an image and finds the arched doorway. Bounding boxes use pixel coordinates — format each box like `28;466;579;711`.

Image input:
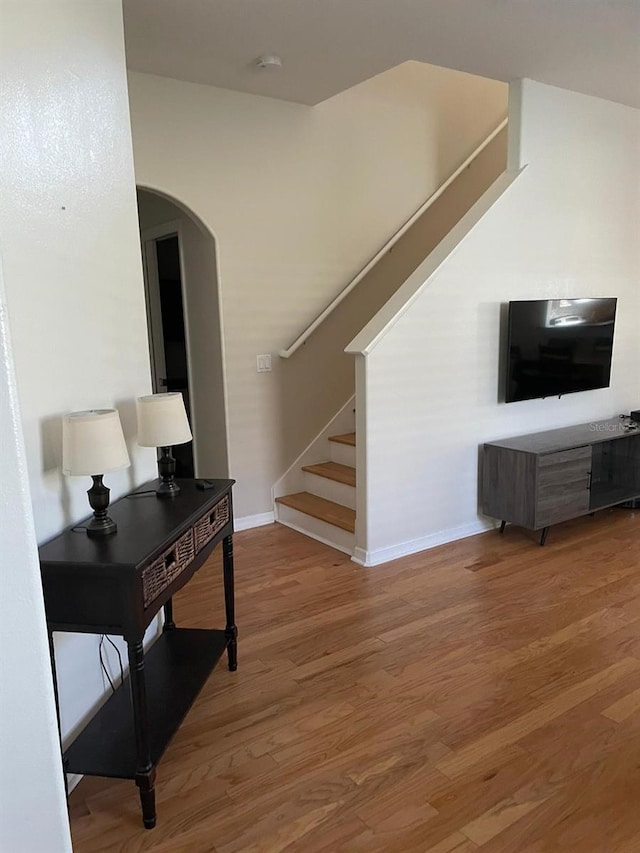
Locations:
137;188;229;479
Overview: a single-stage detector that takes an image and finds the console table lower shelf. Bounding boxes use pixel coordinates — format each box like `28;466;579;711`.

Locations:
65;628;227;781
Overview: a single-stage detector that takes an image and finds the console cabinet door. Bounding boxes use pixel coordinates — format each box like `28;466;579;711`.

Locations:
534;446;591;528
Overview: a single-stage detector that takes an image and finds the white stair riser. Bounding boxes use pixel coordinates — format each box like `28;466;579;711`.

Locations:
302;471;356;510
276;503;355;555
329;442;356;467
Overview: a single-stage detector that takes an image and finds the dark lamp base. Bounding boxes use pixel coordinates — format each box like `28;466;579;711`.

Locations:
155;480;181;499
86;515;118;537
156;446;180;498
87;475;118;537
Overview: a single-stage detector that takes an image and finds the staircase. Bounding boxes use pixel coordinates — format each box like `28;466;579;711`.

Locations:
276;122;508;489
275;431;356;555
273;121;509;558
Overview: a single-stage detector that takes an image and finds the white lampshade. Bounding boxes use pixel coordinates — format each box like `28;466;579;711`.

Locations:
62;409;130;476
136;393;192;448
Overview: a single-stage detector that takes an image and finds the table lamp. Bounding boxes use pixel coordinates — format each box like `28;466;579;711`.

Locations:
62;409;130;537
136;393;192;497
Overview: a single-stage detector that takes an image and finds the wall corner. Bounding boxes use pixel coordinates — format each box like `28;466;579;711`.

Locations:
507;80;525;172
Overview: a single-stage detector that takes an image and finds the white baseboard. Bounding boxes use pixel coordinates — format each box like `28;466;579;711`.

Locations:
277;516;354;557
352;546;369;566
351;519;495;567
234;511;275;531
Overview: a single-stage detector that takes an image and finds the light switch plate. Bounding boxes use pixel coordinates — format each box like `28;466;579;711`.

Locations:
257;354;272;372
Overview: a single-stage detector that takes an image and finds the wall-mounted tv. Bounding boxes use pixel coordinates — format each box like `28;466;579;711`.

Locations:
505;298;617;403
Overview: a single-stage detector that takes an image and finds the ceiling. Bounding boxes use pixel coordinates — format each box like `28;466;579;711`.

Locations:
123;0;640;108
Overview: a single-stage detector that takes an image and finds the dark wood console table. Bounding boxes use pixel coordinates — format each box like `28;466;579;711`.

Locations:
481;418;640;545
39;478;236;829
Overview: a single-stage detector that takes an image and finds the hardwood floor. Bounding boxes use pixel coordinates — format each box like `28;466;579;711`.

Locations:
69;509;640;852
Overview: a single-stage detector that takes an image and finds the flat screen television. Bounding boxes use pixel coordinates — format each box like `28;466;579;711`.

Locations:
505;298;617;403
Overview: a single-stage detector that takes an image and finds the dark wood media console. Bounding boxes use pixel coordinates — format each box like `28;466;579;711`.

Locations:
39;478;236;829
481;418;640;544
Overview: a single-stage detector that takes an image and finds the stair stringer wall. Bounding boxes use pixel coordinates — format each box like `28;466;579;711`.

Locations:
279;127;508;484
272;394;356;503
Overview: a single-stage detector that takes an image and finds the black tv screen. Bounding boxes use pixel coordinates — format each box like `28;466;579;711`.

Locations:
505;298;617;403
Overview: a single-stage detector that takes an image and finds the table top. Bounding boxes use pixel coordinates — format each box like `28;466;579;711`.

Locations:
485;418;639;454
39;479;234;572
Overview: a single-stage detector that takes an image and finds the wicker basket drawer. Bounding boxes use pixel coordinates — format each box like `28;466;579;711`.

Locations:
194;494;230;553
142;529;195;608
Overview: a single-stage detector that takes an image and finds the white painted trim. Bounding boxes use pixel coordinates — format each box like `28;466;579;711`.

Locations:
276;517;354;557
234;511;275;531
173;223;199;472
352;546;369;566
211;229;232;481
140;232;167;392
354;354;367;557
140;219;183;244
346;168;525;356
279;118;508;359
351;520;496;567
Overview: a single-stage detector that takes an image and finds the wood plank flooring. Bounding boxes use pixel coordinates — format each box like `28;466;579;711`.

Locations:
69;508;640;852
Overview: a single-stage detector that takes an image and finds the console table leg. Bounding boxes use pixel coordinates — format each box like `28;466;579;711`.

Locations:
540;527;550;547
223;534;238;671
136;769;157;830
163;597;176;632
127;638;156;828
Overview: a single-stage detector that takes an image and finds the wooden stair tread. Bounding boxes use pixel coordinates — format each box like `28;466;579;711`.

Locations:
275;492;355;533
328;432;356;446
301;461;356;487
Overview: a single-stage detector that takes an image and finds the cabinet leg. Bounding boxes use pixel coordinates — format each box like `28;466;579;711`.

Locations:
540;527;550;547
136;769;157;830
499;520;506;535
223;534;238;672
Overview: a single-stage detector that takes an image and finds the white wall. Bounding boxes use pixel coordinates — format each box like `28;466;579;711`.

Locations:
0;0;157;762
128;62;507;520
353;81;640;564
0;269;72;852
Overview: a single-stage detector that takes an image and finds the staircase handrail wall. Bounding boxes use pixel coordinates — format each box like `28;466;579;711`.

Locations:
279;117;508;359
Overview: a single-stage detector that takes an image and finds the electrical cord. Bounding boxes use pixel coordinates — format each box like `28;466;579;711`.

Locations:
72;492;155;535
105;634;125;685
99;635;115;693
98;635;125;693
